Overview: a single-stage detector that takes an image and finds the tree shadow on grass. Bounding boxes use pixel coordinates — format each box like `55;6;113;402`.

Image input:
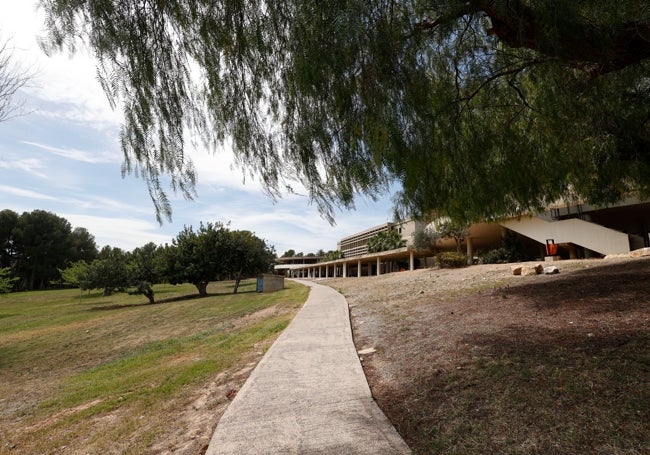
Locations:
89;289;257;311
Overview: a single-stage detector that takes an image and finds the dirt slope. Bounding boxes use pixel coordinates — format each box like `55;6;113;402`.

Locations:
328;257;650;454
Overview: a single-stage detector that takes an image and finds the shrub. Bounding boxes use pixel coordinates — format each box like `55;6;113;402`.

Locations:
436;252;467;268
481;247;514;264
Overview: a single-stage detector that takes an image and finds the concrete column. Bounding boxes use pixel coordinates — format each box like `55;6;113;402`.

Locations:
343;262;347;278
326;266;329;279
376;257;381;276
409;251;414;271
357;260;362;277
466;237;474;265
569;244;578;260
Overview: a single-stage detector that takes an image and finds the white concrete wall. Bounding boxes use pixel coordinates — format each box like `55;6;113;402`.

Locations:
500;216;630;255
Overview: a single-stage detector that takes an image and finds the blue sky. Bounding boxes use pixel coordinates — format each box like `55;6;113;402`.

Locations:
0;2;396;255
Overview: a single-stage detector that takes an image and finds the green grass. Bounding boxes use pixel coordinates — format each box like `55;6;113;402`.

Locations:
0;280;308;454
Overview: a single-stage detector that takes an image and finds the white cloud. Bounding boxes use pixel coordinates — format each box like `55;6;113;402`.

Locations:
62;194;152;216
60;213;174;251
1;3;122;131
0;184;58;201
0;158;47;178
22;141;120;164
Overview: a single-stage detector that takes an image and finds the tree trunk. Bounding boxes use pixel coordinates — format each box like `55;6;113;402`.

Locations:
145;288;155;304
233;277;241;294
194;281;208;297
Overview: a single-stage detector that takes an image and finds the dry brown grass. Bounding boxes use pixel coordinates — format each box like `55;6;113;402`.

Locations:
330;257;650;454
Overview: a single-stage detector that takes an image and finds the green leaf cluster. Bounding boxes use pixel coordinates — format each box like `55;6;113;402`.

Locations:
435;252;468;268
0;267;18;294
39;1;650;223
367;229;406;253
321;250;344;262
161;222;275;296
1;209;99;291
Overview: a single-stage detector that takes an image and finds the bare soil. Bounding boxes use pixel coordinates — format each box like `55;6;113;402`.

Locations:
329;257;650;454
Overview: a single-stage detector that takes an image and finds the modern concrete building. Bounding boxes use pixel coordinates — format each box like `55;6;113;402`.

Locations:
502;196;650;257
274;255;322;277
275;197;650;278
337;220;421;258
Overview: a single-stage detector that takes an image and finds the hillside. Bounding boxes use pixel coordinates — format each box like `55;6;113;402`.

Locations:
329;257;650;454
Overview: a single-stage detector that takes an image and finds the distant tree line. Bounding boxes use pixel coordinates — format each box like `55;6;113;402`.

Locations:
0;209;98;291
1;210;275;300
279;249;343;262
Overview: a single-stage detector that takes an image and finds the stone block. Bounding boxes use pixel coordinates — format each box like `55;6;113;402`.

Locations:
521;264;543;276
630;247;650;258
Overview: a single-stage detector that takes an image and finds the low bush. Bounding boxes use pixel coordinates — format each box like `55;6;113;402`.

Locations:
436;252;467;268
481;247;515;264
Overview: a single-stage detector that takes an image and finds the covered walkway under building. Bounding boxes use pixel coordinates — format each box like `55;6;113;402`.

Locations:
275;247;434;279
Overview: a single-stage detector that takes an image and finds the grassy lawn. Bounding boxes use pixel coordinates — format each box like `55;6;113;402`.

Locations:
0;280;308;454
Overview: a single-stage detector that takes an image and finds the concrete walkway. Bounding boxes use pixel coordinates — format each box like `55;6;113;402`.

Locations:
206;280;411;454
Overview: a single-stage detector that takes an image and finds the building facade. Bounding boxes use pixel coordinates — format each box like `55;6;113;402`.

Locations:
275;197;650;278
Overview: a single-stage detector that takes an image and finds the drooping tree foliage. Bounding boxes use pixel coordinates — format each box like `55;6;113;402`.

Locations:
39;1;650;223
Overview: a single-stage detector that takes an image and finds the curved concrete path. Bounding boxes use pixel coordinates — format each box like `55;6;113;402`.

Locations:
206;279;411;454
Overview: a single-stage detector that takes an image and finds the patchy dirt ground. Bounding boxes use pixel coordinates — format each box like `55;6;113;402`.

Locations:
145;258;648;454
148;305;288;455
329;257;650;454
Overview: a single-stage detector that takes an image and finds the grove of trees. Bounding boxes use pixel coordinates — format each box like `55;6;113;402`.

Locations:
0;209;99;291
37;1;650;226
0;209;275;300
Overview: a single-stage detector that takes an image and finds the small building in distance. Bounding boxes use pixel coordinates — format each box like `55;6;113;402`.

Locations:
274;255;322;276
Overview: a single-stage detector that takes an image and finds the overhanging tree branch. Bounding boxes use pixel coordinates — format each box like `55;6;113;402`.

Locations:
418;0;650;75
0;37;31;122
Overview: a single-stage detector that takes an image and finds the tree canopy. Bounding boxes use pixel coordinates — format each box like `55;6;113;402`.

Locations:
160;222;274;296
39;1;650;223
225;230;275;293
367;229;407;253
161;222;230;297
0;209;99;291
